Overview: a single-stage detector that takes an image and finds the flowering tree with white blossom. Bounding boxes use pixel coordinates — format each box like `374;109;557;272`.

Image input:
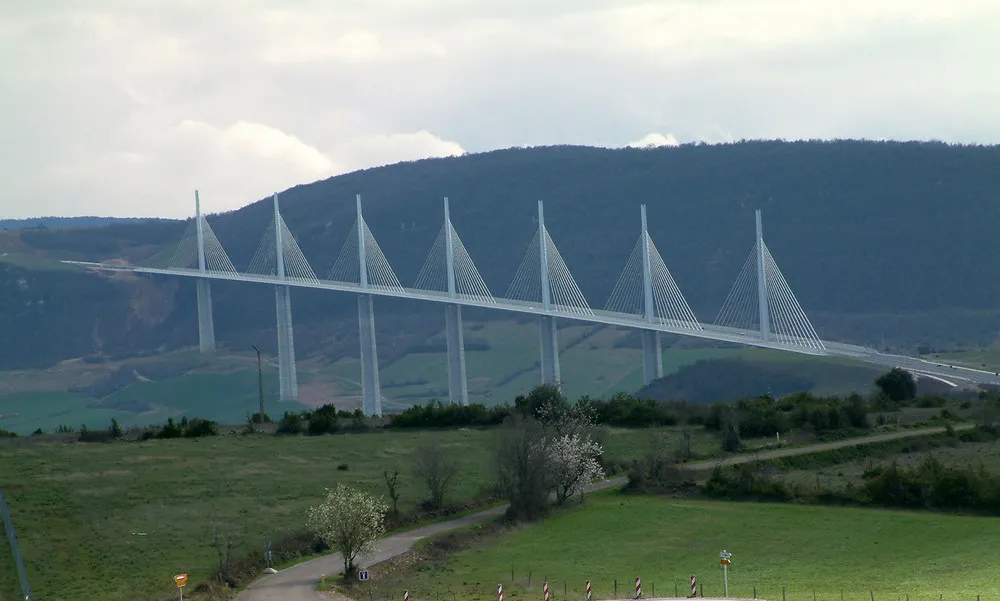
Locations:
548;432;604;505
306;484;388;579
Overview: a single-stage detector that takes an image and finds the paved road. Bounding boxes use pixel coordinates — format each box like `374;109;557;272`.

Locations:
236;425;967;601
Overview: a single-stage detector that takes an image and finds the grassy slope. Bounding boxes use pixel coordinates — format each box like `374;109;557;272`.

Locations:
0;317;906;434
376;492;1000;600
0;426;711;601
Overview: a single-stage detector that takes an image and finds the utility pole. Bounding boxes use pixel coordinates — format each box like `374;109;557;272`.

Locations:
251;345;264;425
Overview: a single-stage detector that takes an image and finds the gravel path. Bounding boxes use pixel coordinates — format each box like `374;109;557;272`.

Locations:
236;425;966;601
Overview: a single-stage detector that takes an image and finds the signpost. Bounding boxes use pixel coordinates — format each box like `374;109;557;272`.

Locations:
719;551;732;598
359;569;370;581
265;541;272;569
174;574;188;601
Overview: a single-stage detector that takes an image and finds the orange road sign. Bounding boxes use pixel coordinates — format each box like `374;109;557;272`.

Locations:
174;574;188;587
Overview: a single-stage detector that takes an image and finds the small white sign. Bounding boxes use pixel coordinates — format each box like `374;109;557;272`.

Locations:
359;570;370;581
720;551;732;559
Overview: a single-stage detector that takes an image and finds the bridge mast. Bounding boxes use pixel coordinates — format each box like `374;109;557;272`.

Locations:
756;209;771;340
537;200;561;387
639;205;663;384
194;190;216;353
274;193;299;402
356;194;383;416
443;197;469;405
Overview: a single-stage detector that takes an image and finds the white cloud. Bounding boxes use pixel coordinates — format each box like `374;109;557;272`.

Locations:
0;0;998;218
627;133;680;148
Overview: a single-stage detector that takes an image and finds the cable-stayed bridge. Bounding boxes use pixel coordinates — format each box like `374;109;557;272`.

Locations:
64;192;1000;415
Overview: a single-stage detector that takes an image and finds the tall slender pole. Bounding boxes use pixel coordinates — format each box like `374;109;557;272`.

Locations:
252;345;264;422
357;194;368;289
274;193;285;280
444;197;456;298
195;190;206;273
640;205;654;324
538;200;550;310
755;209;770;339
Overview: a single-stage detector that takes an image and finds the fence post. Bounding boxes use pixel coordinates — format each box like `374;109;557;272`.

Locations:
754;585;756;599
615;579;618;598
675;583;678;598
870;590;875;601
529;571;532;588
782;587;786;601
700;583;703;597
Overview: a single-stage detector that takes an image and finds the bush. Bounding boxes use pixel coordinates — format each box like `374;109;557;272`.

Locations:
307;404;339;435
703;463;795;502
276;411;304;435
183;418;219;438
157;418;183;439
0;428;17;438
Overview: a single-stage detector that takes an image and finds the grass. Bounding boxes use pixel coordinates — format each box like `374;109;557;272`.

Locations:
367;491;1000;601
0;425;708;601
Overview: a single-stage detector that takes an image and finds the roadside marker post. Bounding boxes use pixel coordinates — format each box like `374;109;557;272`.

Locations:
544;580;550;601
404;590;409;601
586;580;592;601
498;583;504;601
689;575;696;598
173;574;188;601
720;550;732;598
635;577;642;599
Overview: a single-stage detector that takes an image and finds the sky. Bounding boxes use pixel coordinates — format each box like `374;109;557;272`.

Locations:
2;0;999;219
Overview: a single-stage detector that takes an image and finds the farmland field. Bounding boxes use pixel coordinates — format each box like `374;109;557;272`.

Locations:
366;491;1000;601
0;426;713;601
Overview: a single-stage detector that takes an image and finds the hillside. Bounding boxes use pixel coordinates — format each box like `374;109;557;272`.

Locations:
0;216;168;231
3;140;1000;373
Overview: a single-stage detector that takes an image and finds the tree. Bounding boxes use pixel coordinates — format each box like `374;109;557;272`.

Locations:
548;432;604;504
306;484;388;579
875;368;917;402
494;414;552;521
109;418;124;439
413;441;458;510
383;470;401;517
514;383;569;420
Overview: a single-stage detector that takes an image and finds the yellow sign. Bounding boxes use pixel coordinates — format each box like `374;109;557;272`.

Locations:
720;559;731;565
174;574;188;587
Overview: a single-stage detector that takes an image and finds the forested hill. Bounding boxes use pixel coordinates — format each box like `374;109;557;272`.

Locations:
4;140;1000;369
0;217;168;231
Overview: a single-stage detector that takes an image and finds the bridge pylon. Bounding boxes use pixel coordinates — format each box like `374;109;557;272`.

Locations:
505;201;592;387
605;205;702;385
414;197;497;405
715;209;825;351
272;193;299;403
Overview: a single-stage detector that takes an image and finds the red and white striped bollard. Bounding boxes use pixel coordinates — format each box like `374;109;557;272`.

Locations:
403;591;409;601
586;580;592;601
544;581;550;601
690;575;696;598
498;584;504;601
635;577;641;599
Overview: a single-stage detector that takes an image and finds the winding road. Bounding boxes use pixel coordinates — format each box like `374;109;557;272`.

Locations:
236;425;968;601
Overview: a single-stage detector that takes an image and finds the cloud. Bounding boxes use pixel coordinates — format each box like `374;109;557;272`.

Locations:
627;133;681;148
1;1;999;218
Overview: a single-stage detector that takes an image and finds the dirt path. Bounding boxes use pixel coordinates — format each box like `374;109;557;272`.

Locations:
235;425;966;601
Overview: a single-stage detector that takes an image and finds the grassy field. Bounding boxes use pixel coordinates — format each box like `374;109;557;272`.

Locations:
0;426;714;601
779;435;1000;490
365;491;1000;601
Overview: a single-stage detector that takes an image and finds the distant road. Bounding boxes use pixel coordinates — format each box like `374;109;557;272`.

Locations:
236;424;969;601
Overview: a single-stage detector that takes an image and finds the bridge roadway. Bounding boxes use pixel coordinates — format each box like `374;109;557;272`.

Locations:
66;261;1000;388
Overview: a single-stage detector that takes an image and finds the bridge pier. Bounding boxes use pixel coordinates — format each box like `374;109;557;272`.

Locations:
539;315;561;385
358;294;382;416
196;279;216;353
445;304;469;405
275;285;298;402
194;191;216;353
638;205;662;384
641;330;662;385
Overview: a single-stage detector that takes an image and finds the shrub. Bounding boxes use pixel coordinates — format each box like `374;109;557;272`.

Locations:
307;404;339;435
276;411;304;435
184;418;219;438
157;417;183;439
